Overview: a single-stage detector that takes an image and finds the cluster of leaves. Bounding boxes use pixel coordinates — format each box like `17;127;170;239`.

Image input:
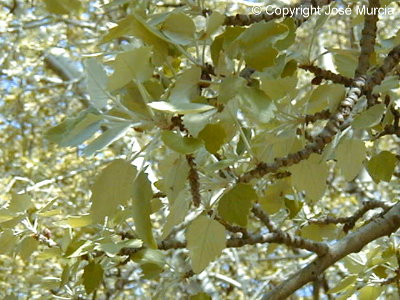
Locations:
1;0;400;299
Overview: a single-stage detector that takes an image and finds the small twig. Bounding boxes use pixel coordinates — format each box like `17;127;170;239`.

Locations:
186;155;201;207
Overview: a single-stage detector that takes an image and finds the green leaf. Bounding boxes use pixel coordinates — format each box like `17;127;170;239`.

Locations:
43;0;81;15
0;229;18;255
358;285;384;300
186;215;226;273
108;47;153;91
218;76;246;104
97;239;142;257
90;159;137;222
300;223;338;242
206;12;225;37
289;153;329;201
352;104;385;129
306;84;346;114
8;193;33;213
46;110;103;147
218;183;257;227
327;275;357;294
84;58;109;110
82;122;131;156
191;293;212;300
161;12;195;45
148;101;215;114
101;14;171;65
260;74;298;101
367;151;397;183
169;66;202;104
161;131;203;154
59;215;93;228
238;86;276;124
336;138;367;181
83;261;104;294
131;249;165;278
158;153;189;203
329;48;359;77
236;21;289;71
182;110;217;137
132;171;157;249
198;123;227;154
260;178;291;214
161;192;190;239
18;236;39;261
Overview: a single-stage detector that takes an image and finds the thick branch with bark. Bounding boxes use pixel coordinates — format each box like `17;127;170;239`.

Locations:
262;201;400;299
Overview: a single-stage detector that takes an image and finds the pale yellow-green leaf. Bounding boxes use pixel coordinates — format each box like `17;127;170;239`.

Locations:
329;48;359;77
161;131;203;154
260;178;291;214
0;229;18;255
198;123;227;154
306;84;346;114
260;74;298;101
191;293;212;300
36;248;62;260
238;86;276;124
367;151;397;183
101;14;170;65
148;101;215;114
18;236;39;261
161;12;195;45
97;239;142;257
108;47;153;91
131;248;166;278
161;192;190;239
186;215;226;273
289;153;329;201
300;223;338;242
169;66;202;104
336;138;367;181
8;193;33;213
66;240;94;258
217;76;246;104
59;215;92;228
206;12;225;37
132;171;157;249
352;104;385;129
90;159;137;222
358;285;384;300
83;261;104;294
182;110;217;137
327;275;357;294
236;21;288;70
218;183;257;227
85;58;109;109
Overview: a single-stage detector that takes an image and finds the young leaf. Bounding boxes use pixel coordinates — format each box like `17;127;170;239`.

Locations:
84;58;109;110
186;215;226;273
289;153;329;201
83;261;104;294
132;171;157;249
217;183;258;227
90;159;137;222
161;131;203;154
336;138;366;181
367;151;397;183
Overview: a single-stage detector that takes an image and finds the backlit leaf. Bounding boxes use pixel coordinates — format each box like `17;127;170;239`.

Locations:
336;138;366;180
198;123;227;154
161;191;190;239
218;183;257;227
148;101;215;114
161;131;203;154
43;0;81;15
327;275;357;294
90;159;137;222
260;178;291;214
367;151;397;183
132;171;157;249
161;12;195;45
186;215;226;273
289;153;329;201
85;58;109;110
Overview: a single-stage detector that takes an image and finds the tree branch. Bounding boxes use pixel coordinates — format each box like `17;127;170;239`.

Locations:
261;201;400;299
